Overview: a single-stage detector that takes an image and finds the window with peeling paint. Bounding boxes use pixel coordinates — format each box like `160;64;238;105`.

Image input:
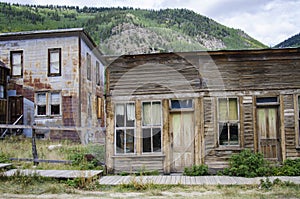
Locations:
36;92;61;116
115;103;135;154
87;53;91;81
37;93;46;115
96;61;100;86
48;48;61;76
10;51;23;77
218;98;239;146
142;101;162;153
50;92;60;115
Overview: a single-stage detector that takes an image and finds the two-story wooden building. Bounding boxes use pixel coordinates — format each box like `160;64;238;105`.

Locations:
0;28;105;143
105;48;300;174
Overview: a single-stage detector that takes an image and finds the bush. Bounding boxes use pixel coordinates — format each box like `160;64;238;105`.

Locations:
274;158;300;176
222;149;272;177
183;164;209;176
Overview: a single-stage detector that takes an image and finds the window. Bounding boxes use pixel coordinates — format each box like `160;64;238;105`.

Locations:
115;103;135;154
36;92;61;116
50;92;60;115
171;99;193;109
142;101;162;153
0;85;4;99
96;61;100;86
37;93;46;115
87;53;91;80
218;98;239;146
48;48;61;76
10;51;23;77
88;93;92;117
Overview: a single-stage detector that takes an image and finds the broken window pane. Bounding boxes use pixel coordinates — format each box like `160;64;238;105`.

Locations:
219;123;228;145
126;129;134;153
153;128;161;152
116;130;124;153
142;128;151;153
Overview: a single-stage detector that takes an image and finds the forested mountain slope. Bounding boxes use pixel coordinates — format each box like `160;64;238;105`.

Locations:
0;3;266;55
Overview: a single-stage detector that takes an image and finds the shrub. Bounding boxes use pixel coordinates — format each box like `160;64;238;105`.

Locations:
183;164;209;176
222;149;272;177
274;158;300;176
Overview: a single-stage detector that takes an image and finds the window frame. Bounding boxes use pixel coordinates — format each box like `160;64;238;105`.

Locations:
35;92;61;116
10;51;23;77
114;102;136;155
142;100;162;154
96;61;100;86
217;97;240;146
36;92;47;116
87;53;91;81
48;48;62;77
0;85;5;99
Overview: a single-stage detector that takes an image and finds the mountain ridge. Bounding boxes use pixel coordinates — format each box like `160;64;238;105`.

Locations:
0;2;267;55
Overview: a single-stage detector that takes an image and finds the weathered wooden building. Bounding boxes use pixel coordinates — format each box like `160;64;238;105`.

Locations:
105;48;300;174
0;28;105;143
0;61;9;128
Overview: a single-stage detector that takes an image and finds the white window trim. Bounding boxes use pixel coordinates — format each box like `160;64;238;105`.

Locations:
217;97;240;146
114;102;136;155
35;91;62;116
141;100;163;154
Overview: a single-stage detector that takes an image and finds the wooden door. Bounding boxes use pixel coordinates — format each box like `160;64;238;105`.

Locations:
257;107;281;161
170;112;194;172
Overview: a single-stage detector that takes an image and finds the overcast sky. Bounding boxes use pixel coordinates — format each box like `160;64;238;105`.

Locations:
1;0;300;46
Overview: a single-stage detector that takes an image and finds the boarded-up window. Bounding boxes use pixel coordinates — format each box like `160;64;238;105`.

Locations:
48;48;61;76
142;101;162;153
87;53;91;81
96;61;100;86
115;103;135;154
11;51;23;77
97;97;102;119
218;98;239;146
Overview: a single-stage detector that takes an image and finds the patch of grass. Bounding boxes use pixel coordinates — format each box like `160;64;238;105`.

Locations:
0;137;105;170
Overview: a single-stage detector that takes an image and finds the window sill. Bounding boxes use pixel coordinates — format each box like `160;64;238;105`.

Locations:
215;146;243;151
112;154;165;158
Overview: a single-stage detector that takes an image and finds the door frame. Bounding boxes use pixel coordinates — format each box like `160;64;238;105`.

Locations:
256;104;282;162
170;111;195;172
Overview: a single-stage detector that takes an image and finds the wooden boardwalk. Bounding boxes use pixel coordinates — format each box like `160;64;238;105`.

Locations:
99;175;300;185
4;169;103;179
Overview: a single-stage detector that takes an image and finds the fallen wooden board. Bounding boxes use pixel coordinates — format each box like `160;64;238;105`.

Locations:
4;169;103;179
0;163;12;169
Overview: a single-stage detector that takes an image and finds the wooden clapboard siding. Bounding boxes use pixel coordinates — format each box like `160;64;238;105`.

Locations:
283;94;298;158
243;96;254;148
113;155;164;173
203;97;215;157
